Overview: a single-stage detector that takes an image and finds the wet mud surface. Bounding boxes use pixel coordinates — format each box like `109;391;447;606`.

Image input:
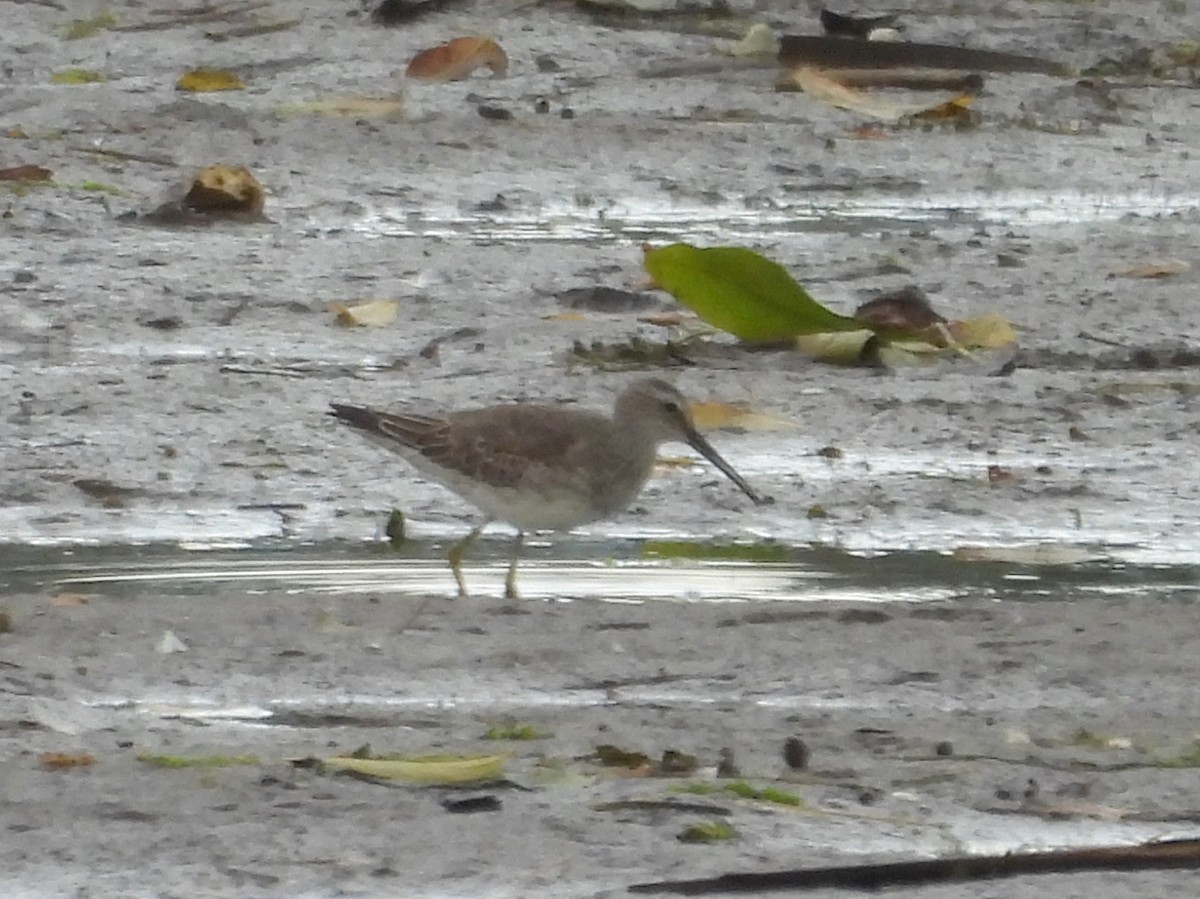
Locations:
2;0;1200;895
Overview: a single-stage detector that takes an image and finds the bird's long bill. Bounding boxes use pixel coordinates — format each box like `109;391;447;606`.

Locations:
685;427;772;506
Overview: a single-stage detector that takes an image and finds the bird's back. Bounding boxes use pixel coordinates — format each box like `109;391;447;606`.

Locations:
331;401;659;530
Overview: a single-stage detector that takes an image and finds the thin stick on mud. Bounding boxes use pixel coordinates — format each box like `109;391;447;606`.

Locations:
628;838;1200;894
111;1;271;32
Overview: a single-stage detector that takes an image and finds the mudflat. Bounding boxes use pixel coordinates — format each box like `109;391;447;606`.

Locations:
1;0;1199;896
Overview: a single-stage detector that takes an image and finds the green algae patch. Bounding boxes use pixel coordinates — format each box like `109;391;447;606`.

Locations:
641;539;790;563
483;722;551;741
678;820;738;843
137;753;259;768
51;68;105;85
678;781;805;807
62;13;117;40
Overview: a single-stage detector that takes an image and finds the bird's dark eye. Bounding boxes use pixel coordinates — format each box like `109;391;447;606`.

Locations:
663;401;680;413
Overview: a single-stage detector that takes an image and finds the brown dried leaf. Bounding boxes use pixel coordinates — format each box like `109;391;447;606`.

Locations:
40;752;96;770
0;164;53;182
406;37;508;81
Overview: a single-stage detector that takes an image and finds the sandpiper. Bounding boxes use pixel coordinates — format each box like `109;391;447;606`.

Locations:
330;378;770;598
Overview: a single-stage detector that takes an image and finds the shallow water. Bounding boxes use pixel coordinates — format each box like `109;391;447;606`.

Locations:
347;187;1200;243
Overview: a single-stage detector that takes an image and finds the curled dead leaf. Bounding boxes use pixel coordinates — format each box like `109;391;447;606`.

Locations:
406;36;508;81
176;68;245;92
184;164;265;217
330;299;400;328
855;290;946;332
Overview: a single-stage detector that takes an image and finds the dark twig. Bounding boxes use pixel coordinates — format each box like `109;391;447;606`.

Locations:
629;838;1200;894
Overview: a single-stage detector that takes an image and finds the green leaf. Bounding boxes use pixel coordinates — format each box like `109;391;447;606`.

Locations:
643;243;863;341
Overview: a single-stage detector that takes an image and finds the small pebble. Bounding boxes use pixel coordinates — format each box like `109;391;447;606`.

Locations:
477;105;512;121
534;97;550;114
560;107;575;120
934;740;953;757
716;747;739;778
442;795;502;814
783;736;810;770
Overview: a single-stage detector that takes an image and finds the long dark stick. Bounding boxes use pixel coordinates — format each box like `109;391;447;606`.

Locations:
630;838;1200;894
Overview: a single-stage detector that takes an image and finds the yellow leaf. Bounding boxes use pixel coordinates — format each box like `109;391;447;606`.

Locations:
322;752;509;784
51;68;105;85
689;401;797;432
794;329;874;363
948;313;1018;349
329;299;400;328
176;68;245;92
280;96;404;119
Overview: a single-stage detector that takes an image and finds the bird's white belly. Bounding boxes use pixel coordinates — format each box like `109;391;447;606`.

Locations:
451;478;616;531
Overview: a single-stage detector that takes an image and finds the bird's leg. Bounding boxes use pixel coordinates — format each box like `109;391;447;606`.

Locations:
447;522;486;598
504;530;525;600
